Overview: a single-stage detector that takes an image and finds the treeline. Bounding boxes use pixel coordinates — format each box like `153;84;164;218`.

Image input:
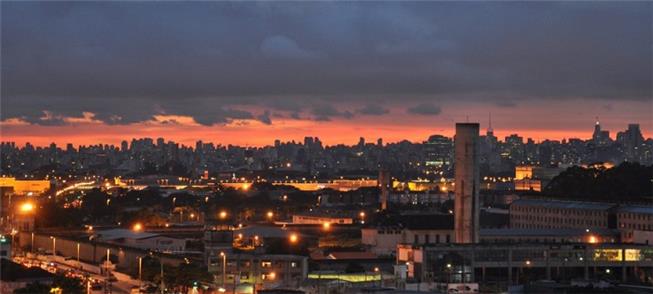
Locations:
543;162;652;203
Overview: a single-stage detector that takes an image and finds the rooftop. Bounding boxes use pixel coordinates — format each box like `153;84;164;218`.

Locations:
375;213;454;230
616;205;653;215
480;228;619;237
511;199;615;210
96;229;160;241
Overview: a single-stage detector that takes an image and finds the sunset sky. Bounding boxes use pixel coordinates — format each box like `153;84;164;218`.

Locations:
1;2;651;147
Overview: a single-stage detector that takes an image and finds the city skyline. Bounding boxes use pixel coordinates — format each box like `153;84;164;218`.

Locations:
2;117;651;148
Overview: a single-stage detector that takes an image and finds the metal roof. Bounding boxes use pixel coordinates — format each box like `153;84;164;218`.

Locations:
96;229;160;241
616;205;653;215
511;199;614;210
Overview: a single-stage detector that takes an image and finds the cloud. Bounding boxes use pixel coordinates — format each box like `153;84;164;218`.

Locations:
260;35;318;59
407;103;442;116
0;2;650;126
356;104;389;115
257;110;272;125
311;104;354;121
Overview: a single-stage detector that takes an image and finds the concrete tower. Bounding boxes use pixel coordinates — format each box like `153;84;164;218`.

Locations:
378;169;391;210
454;123;480;243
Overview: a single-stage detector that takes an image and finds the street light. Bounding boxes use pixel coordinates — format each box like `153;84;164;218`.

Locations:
219;211;227;220
132;223;143;232
322;222;331;231
19;202;34;213
374;267;381;287
219;252;227;288
138;256;143;289
267;211;274;220
289;233;298;244
50;236;56;257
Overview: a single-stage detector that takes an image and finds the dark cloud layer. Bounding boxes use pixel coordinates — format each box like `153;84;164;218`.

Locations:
407;103;442;116
1;2;650;125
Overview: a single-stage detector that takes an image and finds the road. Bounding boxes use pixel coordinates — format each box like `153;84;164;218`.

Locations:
13;255;140;294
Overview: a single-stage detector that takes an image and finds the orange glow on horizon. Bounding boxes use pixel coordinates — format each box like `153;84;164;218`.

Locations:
1;100;650;147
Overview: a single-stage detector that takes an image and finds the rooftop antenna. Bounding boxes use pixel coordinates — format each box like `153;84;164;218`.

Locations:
488;112;493;133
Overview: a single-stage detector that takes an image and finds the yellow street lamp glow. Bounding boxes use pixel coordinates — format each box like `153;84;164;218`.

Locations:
359;212;366;218
289;233;298;244
19;202;35;213
588;235;598;244
132;223;143;232
267;211;274;219
322;222;331;231
219;211;227;219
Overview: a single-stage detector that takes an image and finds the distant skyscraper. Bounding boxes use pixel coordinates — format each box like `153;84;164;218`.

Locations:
454;123;480;244
592;118;611;145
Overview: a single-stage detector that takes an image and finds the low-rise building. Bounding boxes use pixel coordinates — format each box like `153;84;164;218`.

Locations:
96;229;186;253
362;214;454;256
510;199;613;230
207;252;308;291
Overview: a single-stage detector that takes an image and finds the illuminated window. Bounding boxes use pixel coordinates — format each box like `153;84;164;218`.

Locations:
261;261;272;268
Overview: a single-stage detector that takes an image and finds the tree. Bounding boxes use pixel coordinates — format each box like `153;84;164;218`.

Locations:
544;162;652;202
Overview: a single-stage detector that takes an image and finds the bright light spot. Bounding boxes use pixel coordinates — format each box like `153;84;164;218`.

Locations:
322;222;331;231
289;233;298;243
525;260;531;265
588;235;598;244
19;202;34;213
267;211;274;219
219;211;227;219
132;223;143;232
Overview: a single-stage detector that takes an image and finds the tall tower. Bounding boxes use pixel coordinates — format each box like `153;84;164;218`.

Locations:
378;169;391;211
454;123;480;244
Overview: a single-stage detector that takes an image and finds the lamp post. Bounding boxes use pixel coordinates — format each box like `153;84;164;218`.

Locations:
31;232;34;254
138;256;143;290
50;236;56;257
219;251;227;288
374;267;381;287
